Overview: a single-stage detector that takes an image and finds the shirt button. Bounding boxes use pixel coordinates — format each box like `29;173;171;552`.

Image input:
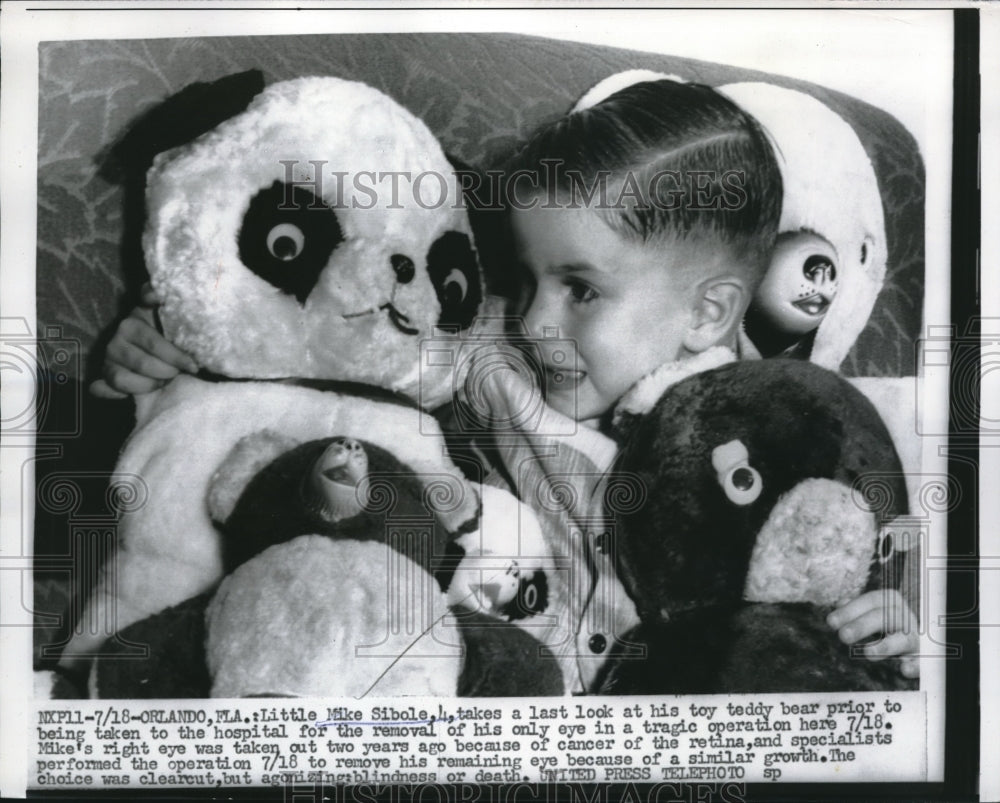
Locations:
588;634;607;654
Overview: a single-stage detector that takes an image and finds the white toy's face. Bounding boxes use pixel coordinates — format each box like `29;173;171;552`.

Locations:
467;560;548;620
234;179;481;337
752;231;839;336
145;77;482;402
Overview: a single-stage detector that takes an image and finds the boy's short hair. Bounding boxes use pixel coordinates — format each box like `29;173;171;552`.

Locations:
507;79;783;281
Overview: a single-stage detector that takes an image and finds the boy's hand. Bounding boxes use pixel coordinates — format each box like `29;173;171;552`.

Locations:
827;589;919;678
90;284;198;399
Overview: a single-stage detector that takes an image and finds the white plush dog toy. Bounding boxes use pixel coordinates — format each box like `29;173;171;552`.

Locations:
575;72;888;370
718;82;888;369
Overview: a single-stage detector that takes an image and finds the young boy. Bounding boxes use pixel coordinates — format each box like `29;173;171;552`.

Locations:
95;78;917;692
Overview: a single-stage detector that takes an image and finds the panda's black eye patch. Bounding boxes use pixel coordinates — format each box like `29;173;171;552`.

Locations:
238;182;343;304
427;231;481;330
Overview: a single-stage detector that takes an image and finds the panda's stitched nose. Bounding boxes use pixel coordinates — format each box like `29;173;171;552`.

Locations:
391;254;415;284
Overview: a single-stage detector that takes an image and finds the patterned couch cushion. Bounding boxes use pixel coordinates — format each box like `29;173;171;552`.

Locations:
36;32;923;379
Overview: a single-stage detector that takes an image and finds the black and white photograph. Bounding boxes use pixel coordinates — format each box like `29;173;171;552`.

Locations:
0;2;989;800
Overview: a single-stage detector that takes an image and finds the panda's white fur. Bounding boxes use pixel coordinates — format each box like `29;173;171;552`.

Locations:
63;78;487;667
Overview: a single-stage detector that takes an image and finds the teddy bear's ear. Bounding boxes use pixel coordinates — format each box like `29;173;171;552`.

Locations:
447;153;517;302
207;430;301;526
98;69;266;183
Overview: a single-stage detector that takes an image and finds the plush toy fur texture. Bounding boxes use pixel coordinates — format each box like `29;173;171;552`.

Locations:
91;436;563;698
447;485;552;622
145;77;480;397
90;593;214;699
65;380;479;663
597;604;912;695
64;76;485;667
206;432;460;575
202;437;562;697
74;74;564;698
599;359;914;694
85;431;469;696
742;478;877;607
719;83;888;370
206;537;462;698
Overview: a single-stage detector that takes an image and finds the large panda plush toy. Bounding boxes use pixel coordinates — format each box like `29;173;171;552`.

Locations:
56;72;562;698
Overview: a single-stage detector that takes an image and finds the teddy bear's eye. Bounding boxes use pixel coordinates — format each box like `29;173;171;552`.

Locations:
427;231;482;331
499;569;548;620
878;530;894;563
442;269;469;303
266;223;305;261
712;440;763;506
803;254;836;284
722;466;763;505
238;182;343;304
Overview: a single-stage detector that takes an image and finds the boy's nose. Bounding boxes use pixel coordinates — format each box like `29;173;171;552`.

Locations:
522;295;561;342
522;301;576;377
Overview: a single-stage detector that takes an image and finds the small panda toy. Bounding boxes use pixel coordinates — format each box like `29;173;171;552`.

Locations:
91;431;563;698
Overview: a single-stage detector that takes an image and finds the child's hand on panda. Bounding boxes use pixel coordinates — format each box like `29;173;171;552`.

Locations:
90;283;199;399
827;589;919;678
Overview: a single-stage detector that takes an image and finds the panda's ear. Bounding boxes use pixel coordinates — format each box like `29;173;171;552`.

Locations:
98;69;266;183
207;429;301;527
445;153;491;212
445;153;472;172
444;153;480;208
445;153;516;300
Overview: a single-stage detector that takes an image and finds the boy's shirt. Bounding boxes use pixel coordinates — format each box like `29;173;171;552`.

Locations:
453;344;631;693
450;323;755;693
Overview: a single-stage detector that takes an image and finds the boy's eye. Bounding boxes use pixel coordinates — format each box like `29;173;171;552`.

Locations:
568;281;598;303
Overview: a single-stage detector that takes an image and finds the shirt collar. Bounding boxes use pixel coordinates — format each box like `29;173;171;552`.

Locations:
612;345;739;429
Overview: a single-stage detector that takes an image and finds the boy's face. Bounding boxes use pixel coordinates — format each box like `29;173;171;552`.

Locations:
510;204;701;424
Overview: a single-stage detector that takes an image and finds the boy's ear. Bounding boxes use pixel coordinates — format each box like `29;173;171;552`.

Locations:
683;276;748;353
